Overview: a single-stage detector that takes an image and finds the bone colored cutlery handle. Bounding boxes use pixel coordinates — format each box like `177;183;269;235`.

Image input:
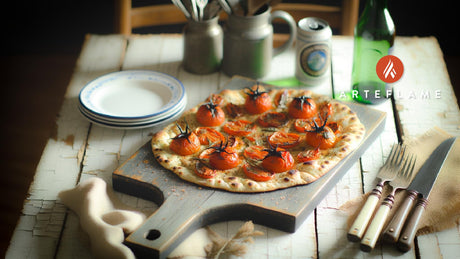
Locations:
382;190;418;243
397;198;427;252
360;195;394;252
347;193;381;242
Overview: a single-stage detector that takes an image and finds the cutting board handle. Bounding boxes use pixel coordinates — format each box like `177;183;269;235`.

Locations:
125;192;214;258
124;190;297;258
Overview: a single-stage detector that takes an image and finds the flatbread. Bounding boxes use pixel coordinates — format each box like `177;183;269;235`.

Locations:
151;87;365;193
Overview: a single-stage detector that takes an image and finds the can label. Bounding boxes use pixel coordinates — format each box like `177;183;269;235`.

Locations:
295;17;332;86
299;43;330;77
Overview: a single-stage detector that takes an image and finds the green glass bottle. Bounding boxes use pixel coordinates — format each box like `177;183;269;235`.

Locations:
351;0;395;104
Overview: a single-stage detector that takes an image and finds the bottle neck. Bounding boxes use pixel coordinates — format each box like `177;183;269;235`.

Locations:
364;0;388;12
358;0;393;30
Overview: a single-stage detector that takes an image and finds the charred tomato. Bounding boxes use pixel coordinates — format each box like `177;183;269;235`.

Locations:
194;161;217;179
169;123;201;156
222;120;255;136
297;146;321;162
268;131;301;149
196;100;225;127
243;164;274;182
261;144;294;173
288;96;317;119
305;117;337;149
257;111;288;128
206;141;240;170
194;127;226;146
244;84;272;114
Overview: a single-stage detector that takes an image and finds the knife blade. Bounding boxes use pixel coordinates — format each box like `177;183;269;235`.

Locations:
382;138;456;244
384;137;456;251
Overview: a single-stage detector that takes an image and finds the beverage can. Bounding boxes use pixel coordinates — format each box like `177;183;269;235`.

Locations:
295;17;332;86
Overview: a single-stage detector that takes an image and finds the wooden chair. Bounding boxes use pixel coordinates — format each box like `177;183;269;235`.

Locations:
115;0;359;36
115;1;188;35
272;1;359;35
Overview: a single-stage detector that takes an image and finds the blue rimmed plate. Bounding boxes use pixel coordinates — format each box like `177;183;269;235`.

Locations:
79;70;185;121
78;96;186;126
78;93;187;124
78;101;186;130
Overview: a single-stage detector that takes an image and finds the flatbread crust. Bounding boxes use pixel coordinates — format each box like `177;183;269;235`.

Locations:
151;88;365;193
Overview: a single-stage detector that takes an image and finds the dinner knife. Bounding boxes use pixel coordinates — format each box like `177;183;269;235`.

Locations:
385;137;456;251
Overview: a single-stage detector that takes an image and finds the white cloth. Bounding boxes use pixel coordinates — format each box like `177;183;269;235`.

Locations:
58;177;210;259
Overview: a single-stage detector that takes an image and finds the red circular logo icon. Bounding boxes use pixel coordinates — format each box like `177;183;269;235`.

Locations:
376;55;404;83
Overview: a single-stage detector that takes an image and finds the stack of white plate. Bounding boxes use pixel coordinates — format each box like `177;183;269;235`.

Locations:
78;70;187;129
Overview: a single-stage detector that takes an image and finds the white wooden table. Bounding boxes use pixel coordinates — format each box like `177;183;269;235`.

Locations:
6;34;460;258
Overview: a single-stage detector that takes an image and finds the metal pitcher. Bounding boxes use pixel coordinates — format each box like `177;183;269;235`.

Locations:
222;5;296;79
183;16;223;74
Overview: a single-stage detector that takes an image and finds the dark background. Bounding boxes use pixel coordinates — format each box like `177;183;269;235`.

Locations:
1;0;459;257
3;1;460;56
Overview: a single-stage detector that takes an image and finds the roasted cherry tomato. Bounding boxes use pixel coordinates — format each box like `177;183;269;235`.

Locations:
294;119;310;133
305;119;337;149
326;121;341;134
209;150;240;170
196;101;225;127
198;147;213;160
262;146;294;173
199;137;240;159
243;164;274;182
320;102;333;118
244;85;272;114
169;123;201;156
297;146;321;162
222;120;255;136
195;162;217;179
194;127;226;146
257;112;288;128
268;131;301;149
244;145;268;161
226;135;242;151
274;89;290;108
294;118;322;133
244;132;262;144
207;141;240;170
225;103;244;118
288;96;317;119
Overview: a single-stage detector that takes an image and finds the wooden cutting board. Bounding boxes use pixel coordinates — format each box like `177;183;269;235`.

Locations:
112;78;386;258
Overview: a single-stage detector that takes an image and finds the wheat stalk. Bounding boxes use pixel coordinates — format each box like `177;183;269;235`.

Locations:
205;221;264;258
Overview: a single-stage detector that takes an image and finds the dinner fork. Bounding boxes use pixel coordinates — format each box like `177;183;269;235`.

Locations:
196;0;208;20
360;153;417;252
347;144;406;242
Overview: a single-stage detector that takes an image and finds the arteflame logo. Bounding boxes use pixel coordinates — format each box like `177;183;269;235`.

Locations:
376;55;404;83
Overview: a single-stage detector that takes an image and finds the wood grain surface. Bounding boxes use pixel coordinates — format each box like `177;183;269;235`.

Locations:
7;34;459;259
